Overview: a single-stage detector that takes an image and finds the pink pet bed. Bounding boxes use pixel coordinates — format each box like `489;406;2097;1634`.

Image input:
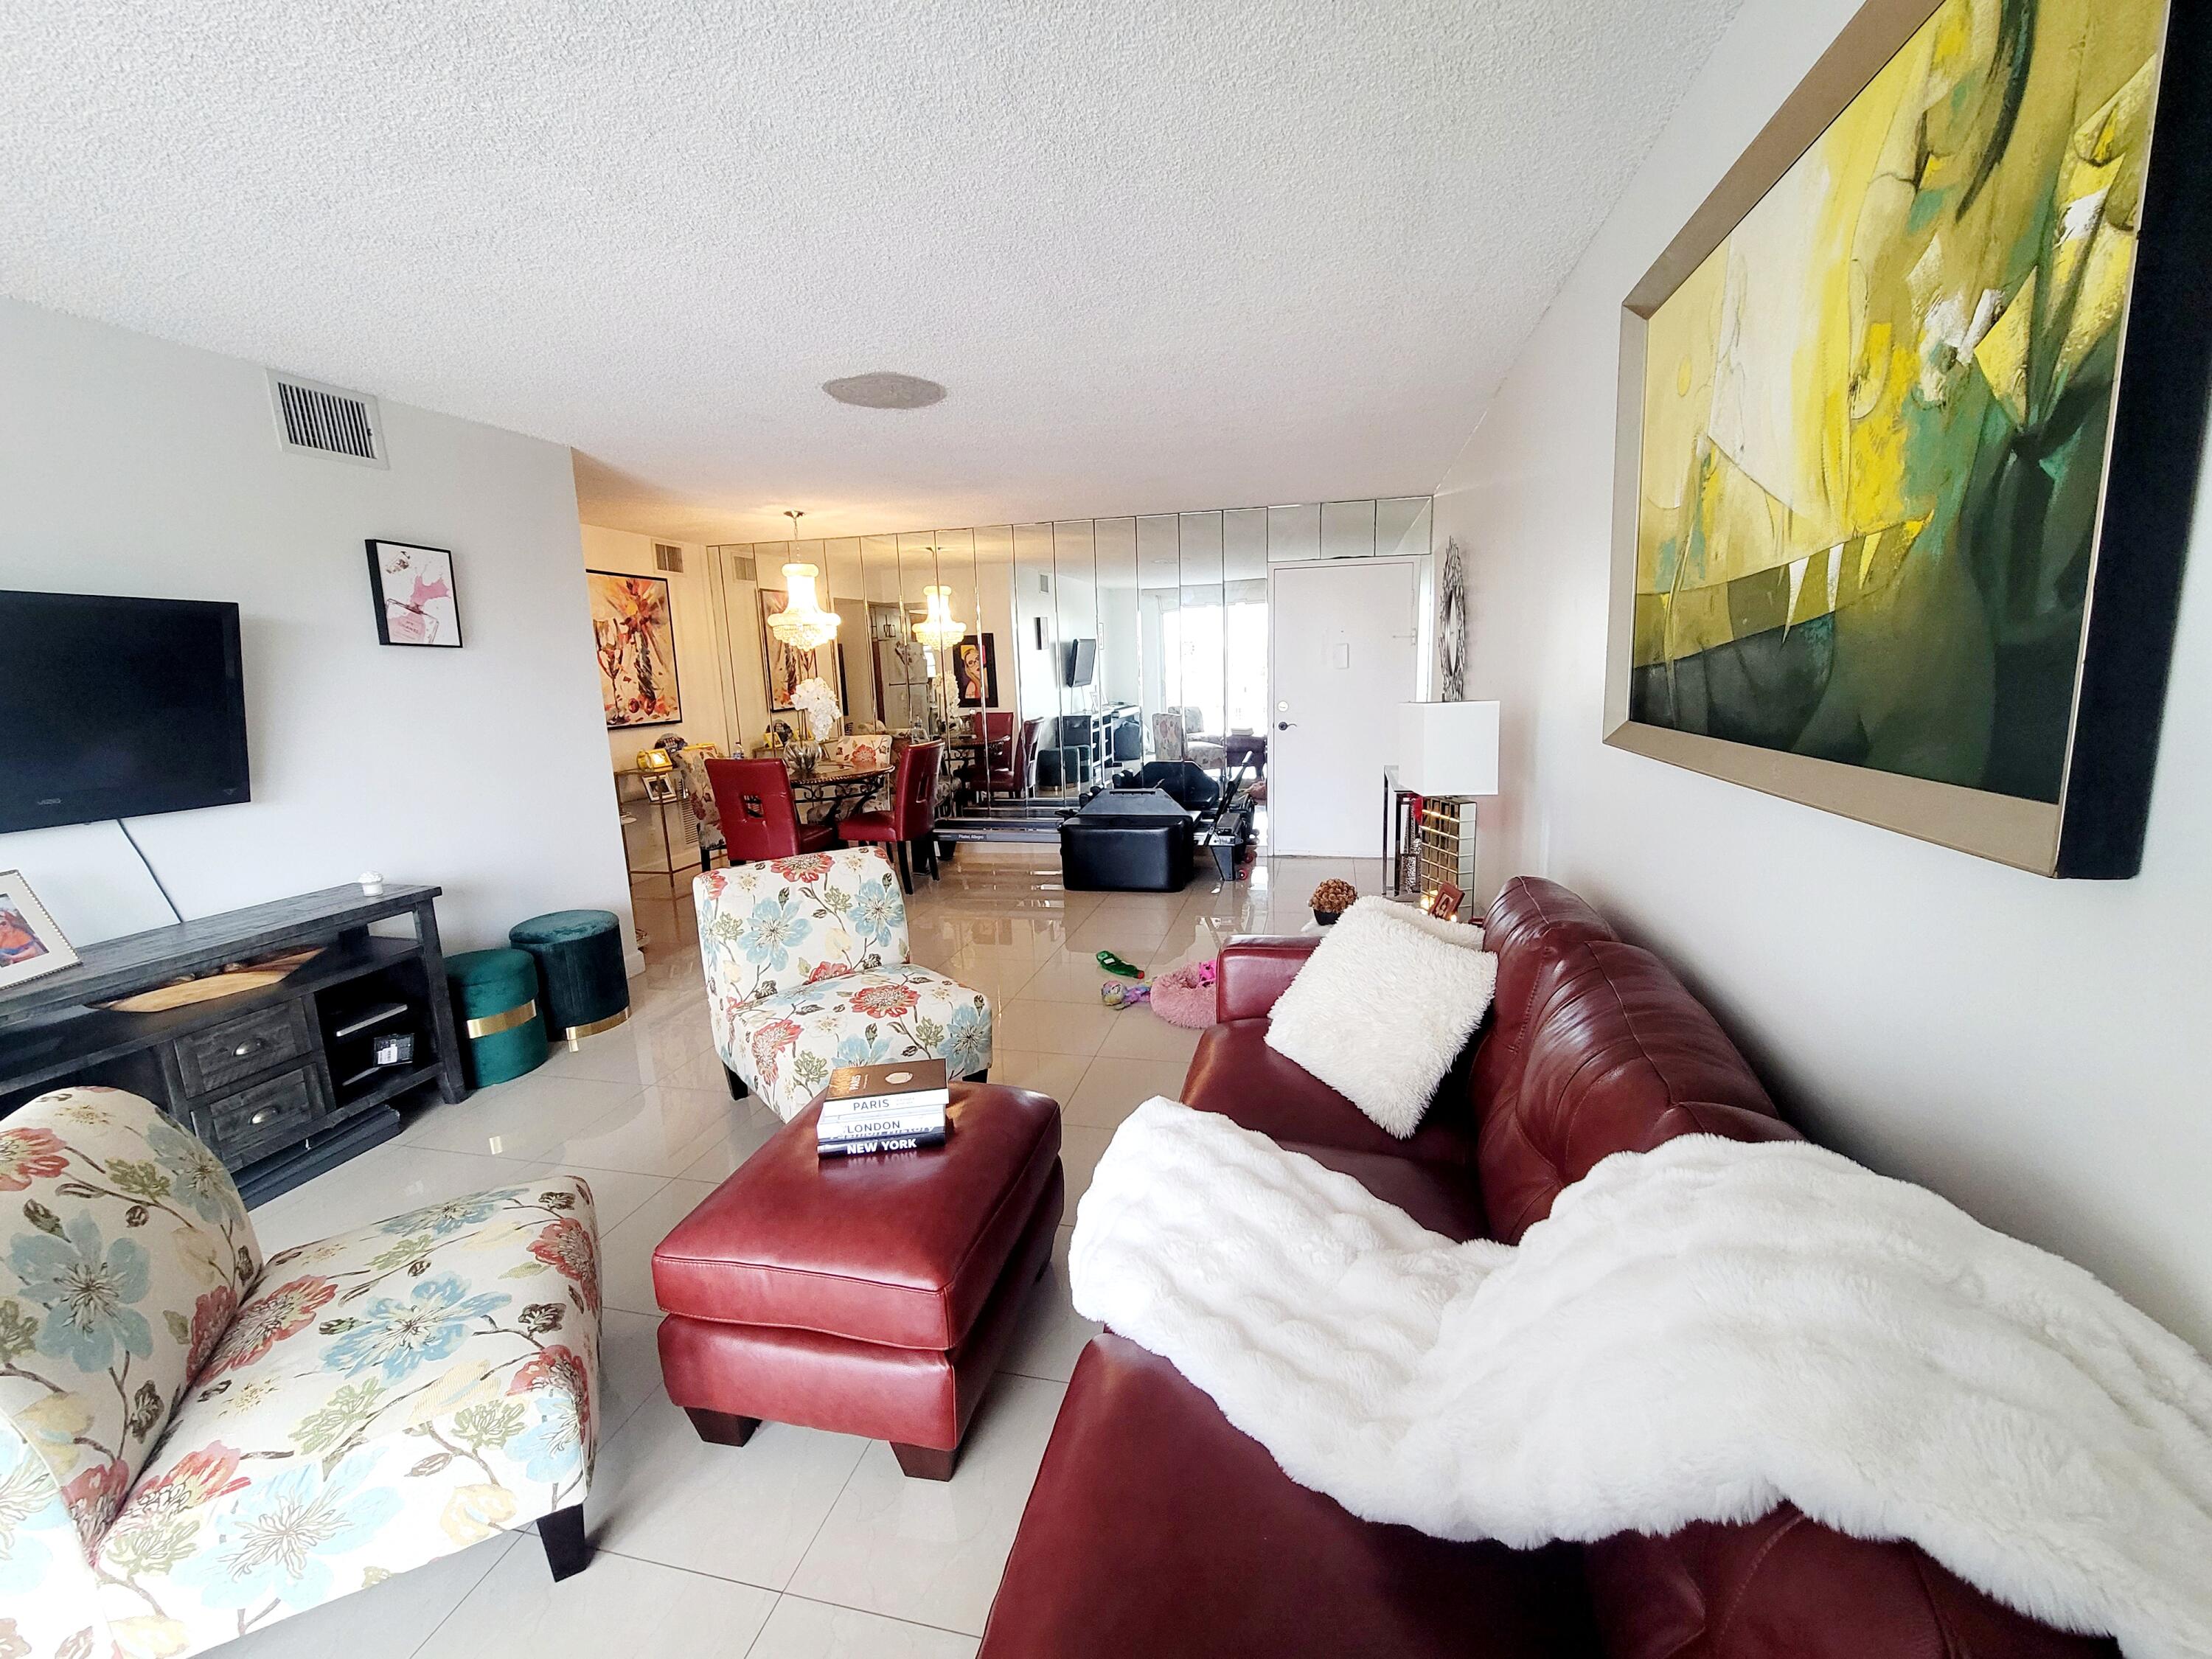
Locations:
1149;959;1218;1029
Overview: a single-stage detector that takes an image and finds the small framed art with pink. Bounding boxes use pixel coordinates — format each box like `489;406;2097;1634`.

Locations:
366;540;464;648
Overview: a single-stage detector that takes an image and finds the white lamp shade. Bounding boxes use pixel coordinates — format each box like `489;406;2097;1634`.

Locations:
1396;700;1500;796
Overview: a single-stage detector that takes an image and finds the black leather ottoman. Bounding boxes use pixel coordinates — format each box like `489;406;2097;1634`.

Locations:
1060;789;1197;891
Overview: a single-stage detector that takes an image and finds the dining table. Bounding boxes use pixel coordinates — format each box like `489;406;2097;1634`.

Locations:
785;759;892;825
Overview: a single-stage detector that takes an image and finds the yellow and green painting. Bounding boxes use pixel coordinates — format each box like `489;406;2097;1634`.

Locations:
1632;0;2165;802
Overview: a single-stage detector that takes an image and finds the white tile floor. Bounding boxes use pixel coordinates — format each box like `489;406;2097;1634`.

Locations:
227;845;1374;1659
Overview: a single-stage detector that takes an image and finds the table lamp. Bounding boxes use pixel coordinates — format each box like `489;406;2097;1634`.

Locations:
1395;701;1500;911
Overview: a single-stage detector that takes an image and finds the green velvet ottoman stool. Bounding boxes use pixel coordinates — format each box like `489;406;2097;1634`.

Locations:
509;909;630;1049
445;947;550;1088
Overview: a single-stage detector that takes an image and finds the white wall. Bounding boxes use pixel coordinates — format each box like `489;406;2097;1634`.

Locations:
580;525;722;770
0;299;639;970
1432;0;2212;1352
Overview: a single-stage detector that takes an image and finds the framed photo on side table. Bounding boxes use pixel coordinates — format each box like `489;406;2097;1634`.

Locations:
0;872;78;994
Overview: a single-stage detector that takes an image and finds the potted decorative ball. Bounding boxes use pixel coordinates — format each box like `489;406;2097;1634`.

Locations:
1310;878;1357;928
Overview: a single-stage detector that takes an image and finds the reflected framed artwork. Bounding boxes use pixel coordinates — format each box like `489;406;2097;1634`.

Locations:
591;570;682;728
1605;0;2210;877
956;634;999;709
366;540;462;647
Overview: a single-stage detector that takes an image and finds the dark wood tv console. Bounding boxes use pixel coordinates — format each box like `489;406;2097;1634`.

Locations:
0;884;466;1206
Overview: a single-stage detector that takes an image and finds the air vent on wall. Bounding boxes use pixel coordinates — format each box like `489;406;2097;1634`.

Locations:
654;543;685;574
728;552;757;582
267;369;386;467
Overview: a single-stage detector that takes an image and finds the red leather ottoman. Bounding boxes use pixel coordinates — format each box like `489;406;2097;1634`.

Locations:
652;1082;1063;1480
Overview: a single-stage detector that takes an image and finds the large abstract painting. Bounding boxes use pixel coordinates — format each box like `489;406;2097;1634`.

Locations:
591;571;682;728
1607;0;2209;877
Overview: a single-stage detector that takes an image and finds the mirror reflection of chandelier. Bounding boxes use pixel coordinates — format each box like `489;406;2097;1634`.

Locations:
768;509;841;651
914;583;967;650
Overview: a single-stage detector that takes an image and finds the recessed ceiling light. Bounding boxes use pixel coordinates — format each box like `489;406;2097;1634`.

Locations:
822;372;946;410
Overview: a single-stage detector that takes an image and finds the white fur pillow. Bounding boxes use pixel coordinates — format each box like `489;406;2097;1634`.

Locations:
1264;899;1498;1138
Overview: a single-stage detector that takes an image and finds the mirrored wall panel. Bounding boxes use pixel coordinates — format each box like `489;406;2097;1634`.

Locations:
709;495;1429;821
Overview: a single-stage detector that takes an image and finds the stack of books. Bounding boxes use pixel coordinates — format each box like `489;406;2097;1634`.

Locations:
817;1058;950;1157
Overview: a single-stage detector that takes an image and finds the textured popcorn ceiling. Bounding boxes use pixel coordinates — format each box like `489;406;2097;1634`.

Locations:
1;1;1740;541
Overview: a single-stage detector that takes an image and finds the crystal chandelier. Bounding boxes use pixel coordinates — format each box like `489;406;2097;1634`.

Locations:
911;542;968;651
767;509;840;652
914;583;967;650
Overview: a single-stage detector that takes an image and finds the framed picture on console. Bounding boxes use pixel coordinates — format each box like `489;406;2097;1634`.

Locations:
1604;0;2211;877
366;540;464;648
0;871;77;994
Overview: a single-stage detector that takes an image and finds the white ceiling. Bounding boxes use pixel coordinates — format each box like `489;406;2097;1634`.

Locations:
1;1;1740;543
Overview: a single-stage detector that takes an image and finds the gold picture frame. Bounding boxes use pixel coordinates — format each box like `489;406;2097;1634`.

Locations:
1604;0;2209;877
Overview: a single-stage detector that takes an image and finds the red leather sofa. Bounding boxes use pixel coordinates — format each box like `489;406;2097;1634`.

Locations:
977;877;2115;1659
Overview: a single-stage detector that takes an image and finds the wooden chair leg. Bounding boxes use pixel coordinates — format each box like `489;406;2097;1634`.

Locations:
894;841;914;894
685;1408;760;1447
891;1441;958;1481
540;1503;591;1580
724;1065;749;1102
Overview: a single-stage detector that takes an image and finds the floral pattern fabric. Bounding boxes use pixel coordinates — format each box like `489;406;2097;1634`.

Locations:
0;1088;601;1659
726;967;993;1120
824;733;894;771
695;846;992;1120
669;746;727;863
0;1090;260;1531
695;848;912;1008
92;1176;600;1659
0;1088;261;1659
0;1418;106;1659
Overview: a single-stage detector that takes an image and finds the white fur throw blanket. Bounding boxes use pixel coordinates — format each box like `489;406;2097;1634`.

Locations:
1068;1101;2212;1659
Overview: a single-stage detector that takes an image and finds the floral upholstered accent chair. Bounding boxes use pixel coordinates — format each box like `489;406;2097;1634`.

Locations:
0;1088;601;1659
695;846;992;1119
669;745;727;870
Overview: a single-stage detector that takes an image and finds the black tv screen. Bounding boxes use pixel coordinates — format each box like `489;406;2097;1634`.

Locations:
1061;638;1096;688
0;591;251;833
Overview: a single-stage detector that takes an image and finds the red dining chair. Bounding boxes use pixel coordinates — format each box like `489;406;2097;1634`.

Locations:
704;757;836;864
837;740;941;892
981;712;1034;794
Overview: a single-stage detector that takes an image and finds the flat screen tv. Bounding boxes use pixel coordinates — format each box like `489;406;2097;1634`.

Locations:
0;591;251;833
1060;638;1096;688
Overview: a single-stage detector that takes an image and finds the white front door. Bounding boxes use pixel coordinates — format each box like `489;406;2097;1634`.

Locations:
1268;559;1421;856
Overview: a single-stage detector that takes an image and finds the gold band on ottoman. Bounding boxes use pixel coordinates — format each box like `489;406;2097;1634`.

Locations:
563;1007;630;1046
465;999;538;1040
